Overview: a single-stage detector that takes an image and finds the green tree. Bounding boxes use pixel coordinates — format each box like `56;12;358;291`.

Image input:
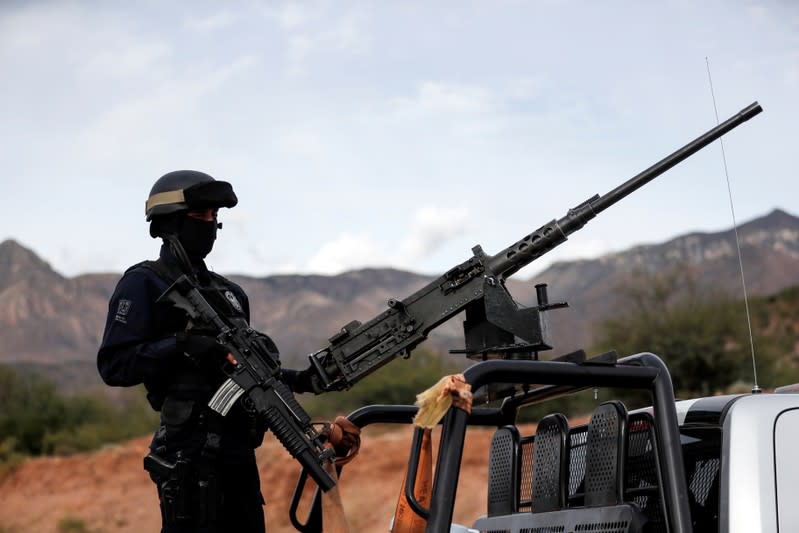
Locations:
0;365;66;455
0;364;158;460
593;269;785;397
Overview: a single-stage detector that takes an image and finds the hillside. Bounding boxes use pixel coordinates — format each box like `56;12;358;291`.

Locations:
530;208;799;352
1;208;798;391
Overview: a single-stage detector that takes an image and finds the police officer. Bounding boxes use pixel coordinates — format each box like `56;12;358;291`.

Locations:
97;170;353;532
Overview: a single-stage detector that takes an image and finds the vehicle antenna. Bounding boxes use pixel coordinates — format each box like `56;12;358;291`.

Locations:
705;57;761;394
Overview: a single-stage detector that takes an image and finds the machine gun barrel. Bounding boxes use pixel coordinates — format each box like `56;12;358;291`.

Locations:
488;101;762;279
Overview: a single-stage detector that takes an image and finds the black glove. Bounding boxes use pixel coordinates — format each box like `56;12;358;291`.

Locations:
175;331;230;371
285;366;321;394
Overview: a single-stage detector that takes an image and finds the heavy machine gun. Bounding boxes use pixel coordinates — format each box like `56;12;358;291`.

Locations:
307;102;763;393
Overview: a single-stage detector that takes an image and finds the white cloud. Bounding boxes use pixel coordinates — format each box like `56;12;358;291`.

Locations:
78;41;173;80
379;80;560;144
0;4;170;82
270;3;317;30
507;78;546;101
374;81;531;149
786;55;799;87
305;232;385;274
0;3;76;50
268;5;370;76
323;13;367;53
185;11;237;32
305;206;469;274
276;128;330;158
390;82;498;118
73;54;259;161
399;206;470;259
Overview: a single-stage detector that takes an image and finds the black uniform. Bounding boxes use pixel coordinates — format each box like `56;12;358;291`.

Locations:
98;244;305;533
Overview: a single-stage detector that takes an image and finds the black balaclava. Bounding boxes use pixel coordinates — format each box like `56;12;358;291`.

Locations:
178;216;218;260
153;212;218;262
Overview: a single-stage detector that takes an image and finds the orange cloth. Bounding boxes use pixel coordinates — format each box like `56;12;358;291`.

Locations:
390;428;433;533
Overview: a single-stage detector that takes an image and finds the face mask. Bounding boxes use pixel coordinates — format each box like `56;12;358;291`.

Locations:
178;217;218;259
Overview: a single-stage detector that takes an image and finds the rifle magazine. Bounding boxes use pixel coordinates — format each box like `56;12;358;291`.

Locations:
208;378;246;416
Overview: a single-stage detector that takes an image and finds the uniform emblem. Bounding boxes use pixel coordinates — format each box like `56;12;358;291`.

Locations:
224;291;243;312
115;299;132;323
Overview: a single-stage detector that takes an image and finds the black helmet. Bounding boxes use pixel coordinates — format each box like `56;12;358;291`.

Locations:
145;170;238;221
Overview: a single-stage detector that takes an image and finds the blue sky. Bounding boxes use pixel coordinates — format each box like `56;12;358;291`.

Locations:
1;1;796;279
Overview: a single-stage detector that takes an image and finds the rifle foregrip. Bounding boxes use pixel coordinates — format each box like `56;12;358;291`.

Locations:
273;381;312;425
261;384;336;492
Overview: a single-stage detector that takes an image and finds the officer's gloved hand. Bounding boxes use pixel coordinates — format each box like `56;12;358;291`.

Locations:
292;366;322;394
176;331;231;372
326;415;361;463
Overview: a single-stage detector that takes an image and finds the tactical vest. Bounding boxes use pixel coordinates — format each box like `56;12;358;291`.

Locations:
136;258;260;459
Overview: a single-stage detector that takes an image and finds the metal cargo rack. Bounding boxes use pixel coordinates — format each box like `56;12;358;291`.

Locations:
290;351;692;533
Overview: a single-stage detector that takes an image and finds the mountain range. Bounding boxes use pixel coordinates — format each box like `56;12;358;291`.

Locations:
2;208;798;393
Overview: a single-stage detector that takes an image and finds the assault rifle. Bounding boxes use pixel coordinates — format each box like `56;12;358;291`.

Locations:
307;102;763;393
157;275;338;491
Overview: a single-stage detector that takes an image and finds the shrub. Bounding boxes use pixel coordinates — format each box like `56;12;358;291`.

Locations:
0;365;158;461
56;516;89;533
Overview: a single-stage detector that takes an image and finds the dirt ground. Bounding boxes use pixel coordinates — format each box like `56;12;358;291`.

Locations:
0;423;534;533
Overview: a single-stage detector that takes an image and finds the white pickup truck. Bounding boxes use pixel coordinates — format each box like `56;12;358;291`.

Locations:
679;389;799;532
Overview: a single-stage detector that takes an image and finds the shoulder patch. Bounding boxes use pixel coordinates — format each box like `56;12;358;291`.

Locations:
115;299;132;323
224;290;243;312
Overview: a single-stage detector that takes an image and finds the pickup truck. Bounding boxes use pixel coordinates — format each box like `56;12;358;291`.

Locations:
677;388;799;532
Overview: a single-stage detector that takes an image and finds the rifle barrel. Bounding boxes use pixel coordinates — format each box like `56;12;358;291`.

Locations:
489;101;762;278
590;101;762;216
